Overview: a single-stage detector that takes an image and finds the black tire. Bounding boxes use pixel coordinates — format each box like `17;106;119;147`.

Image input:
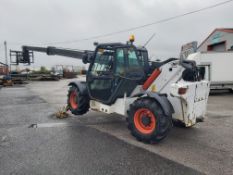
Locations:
67;85;89;115
127;97;172;143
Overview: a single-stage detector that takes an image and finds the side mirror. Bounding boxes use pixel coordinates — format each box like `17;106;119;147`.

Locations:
82;52;94;64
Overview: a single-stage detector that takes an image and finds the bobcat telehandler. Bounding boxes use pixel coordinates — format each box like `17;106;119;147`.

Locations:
21;36;210;143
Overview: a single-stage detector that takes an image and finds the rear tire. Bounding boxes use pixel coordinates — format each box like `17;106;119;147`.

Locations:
67;85;89;115
127;97;172;143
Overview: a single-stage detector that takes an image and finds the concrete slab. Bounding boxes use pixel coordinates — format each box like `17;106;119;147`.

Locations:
27;79;233;175
1;79;233;174
0;81;200;175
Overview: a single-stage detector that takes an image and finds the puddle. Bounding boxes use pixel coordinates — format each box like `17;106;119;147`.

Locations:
28;122;72;128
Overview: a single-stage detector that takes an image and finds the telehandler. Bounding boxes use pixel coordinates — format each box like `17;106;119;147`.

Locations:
21;36;210;143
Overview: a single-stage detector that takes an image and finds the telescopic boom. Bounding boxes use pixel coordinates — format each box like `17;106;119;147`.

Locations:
22;46;94;64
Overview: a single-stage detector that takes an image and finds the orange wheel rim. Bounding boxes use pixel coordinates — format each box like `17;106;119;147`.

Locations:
70;91;78;109
134;108;156;134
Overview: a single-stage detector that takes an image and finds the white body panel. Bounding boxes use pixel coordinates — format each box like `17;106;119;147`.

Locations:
187;52;233;90
90;95;137;116
170;81;210;126
147;61;185;122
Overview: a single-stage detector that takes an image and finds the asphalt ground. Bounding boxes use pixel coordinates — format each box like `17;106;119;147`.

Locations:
0;78;233;175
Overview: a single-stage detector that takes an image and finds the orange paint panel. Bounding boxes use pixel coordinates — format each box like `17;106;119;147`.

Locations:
142;69;161;90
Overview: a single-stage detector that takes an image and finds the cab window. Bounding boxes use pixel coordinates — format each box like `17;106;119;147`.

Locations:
91;48;114;76
128;50;138;65
127;49;140;69
115;49;125;75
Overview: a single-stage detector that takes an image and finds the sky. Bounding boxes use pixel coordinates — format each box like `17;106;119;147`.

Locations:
0;0;233;69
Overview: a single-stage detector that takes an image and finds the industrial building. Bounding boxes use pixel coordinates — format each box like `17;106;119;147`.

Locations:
197;28;233;52
0;61;8;75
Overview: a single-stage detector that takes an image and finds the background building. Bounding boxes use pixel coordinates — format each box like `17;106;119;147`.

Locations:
0;61;9;75
197;28;233;52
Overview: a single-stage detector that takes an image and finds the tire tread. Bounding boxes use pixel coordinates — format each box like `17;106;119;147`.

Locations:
127;97;172;143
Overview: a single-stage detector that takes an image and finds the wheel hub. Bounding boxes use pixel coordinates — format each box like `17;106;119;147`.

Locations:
133;108;156;135
141;115;151;126
70;91;78;109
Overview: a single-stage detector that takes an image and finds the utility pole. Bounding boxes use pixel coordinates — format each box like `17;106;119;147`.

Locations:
4;41;8;66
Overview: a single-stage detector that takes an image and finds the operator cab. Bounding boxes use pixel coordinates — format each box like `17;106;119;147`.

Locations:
87;39;149;105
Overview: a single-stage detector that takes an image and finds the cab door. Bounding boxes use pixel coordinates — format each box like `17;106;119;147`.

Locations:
87;48;115;102
108;47;145;103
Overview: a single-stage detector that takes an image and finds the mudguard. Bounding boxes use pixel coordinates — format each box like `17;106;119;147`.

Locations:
146;92;174;117
68;81;88;95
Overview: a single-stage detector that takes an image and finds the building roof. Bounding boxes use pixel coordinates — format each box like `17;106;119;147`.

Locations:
198;28;233;48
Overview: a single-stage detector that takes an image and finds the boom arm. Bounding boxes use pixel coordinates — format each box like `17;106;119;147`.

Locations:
22;46;94;64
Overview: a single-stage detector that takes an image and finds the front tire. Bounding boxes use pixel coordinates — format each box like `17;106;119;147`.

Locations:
67;85;89;115
127;97;172;143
